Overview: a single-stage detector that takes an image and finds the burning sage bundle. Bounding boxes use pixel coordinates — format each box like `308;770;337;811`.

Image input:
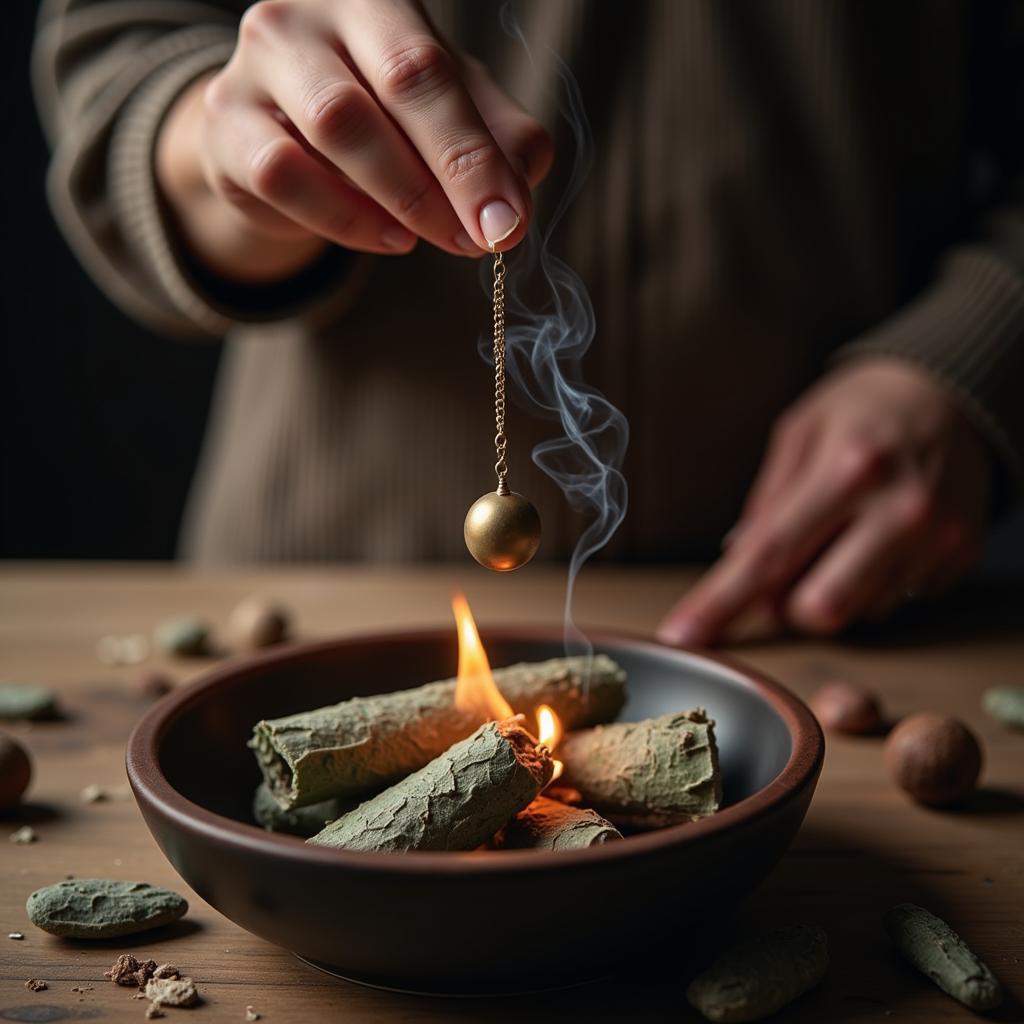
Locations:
251;654;626;809
558;709;721;828
308;719;552;853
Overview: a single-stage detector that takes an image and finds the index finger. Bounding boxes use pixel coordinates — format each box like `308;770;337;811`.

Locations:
341;0;530;251
658;444;879;645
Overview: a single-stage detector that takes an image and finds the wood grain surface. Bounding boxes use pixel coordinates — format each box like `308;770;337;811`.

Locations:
1;564;1022;1023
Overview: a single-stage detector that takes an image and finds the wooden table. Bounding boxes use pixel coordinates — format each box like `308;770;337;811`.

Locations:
1;564;1021;1023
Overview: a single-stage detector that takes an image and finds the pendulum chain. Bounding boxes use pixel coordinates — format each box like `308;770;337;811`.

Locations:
462;245;541;571
492;250;510;495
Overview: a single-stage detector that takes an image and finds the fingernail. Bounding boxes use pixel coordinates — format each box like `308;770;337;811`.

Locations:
380;225;416;251
479;200;520;247
656;619;703;648
453;229;481;254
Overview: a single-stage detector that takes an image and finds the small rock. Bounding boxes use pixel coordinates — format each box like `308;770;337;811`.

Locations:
106;953;159;988
885;713;981;805
154;617;210;657
26;879;188;939
145;1004;166;1020
146;975;199;1008
97;634;150;666
0;683;58;720
10;826;37;844
809;681;883;735
9;932;25;940
227;596;290;650
25;979;48;991
245;1006;260;1021
0;732;32;811
71;985;94;994
81;783;107;804
982;687;1024;729
134;670;175;699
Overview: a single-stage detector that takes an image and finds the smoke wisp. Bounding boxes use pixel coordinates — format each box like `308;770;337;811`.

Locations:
484;6;629;655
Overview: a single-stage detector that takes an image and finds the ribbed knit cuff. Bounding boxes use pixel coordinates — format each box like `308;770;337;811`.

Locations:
111;34;370;336
835;248;1024;509
111;34;239;336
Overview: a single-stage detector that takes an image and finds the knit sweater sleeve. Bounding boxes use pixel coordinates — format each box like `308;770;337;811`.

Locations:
834;10;1024;505
31;0;359;338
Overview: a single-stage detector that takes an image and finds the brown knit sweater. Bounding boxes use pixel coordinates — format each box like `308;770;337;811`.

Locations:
33;0;1024;563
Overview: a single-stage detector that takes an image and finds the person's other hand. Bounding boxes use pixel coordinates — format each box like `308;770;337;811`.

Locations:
156;0;552;280
658;358;993;646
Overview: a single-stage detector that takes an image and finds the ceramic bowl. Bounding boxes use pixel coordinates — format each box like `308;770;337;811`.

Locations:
126;628;823;994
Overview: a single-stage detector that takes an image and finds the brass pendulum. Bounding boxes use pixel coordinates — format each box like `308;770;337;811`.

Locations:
464;248;542;571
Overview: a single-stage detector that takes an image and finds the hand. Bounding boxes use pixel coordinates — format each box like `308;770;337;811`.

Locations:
156;0;552;282
658;358;993;646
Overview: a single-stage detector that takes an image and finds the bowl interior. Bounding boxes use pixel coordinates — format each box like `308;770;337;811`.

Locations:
158;632;793;826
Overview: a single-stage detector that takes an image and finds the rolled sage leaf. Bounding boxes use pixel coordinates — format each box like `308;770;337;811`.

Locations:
885;903;1003;1011
559;709;720;829
687;923;828;1022
496;796;621;851
308;720;551;853
253;655;625;808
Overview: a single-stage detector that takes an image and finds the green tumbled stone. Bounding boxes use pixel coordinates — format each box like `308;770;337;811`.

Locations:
26;880;188;939
982;687;1024;729
0;683;58;720
154;617;209;656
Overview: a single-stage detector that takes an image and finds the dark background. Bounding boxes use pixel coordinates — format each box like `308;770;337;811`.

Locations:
3;3;1023;569
1;2;221;559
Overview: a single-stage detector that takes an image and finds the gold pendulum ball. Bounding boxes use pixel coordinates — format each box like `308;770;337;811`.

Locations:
464;489;542;571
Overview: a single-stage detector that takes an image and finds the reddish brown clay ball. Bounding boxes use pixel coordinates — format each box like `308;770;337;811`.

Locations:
227;596;291;651
0;732;32;811
809;681;883;734
133;670;175;700
885;712;982;806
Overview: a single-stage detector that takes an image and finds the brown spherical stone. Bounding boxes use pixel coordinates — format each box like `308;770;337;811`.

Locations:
0;732;32;811
885;713;982;806
809;681;883;734
134;671;175;700
227;596;290;651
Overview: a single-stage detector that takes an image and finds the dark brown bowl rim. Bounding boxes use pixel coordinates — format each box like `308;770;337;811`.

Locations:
126;626;824;875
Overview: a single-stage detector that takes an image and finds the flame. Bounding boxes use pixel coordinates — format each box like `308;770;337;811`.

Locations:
536;705;563;748
536;703;564;782
452;593;514;722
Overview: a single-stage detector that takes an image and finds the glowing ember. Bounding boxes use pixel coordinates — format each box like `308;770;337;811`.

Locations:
536;703;565;782
452;593;514;722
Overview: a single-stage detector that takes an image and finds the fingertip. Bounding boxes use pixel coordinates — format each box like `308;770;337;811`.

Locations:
656;615;708;649
786;586;845;636
479;199;525;251
380;224;418;252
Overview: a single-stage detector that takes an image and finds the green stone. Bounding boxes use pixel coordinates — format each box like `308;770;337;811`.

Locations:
154;617;209;656
982;687;1024;729
26;880;188;939
0;683;58;720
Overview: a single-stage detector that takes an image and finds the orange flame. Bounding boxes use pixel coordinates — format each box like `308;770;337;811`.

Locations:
536;703;564;782
452;593;514;722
